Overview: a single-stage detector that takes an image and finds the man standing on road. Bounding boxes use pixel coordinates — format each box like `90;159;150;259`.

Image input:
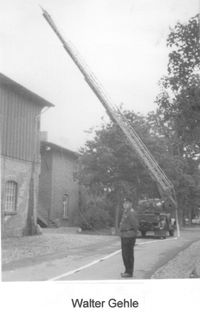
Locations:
119;198;139;278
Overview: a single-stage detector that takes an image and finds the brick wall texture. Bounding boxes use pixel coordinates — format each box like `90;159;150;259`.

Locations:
1;157;31;237
1;156;41;237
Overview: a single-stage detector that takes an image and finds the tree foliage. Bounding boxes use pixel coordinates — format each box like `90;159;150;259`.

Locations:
153;14;200;221
80;112;164;199
155;14;200;156
75;190;112;230
79;111;186;228
167;15;200;88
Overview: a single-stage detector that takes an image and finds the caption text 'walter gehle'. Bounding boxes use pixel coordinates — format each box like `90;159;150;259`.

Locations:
71;298;139;309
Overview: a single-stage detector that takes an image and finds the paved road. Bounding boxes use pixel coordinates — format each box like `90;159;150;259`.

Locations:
56;229;200;281
2;228;200;281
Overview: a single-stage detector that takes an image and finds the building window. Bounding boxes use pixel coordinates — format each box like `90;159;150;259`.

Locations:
63;194;69;219
4;181;17;215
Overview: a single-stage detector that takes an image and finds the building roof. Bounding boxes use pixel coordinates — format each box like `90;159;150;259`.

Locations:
0;73;54;108
41;141;80;159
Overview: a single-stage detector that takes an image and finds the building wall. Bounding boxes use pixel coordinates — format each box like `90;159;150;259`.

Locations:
1;157;32;237
0;84;41;162
0;81;44;237
38;147;79;226
51;150;79;225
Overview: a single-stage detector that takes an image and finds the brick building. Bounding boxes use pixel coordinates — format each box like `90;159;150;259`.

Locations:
0;73;53;237
38;141;79;227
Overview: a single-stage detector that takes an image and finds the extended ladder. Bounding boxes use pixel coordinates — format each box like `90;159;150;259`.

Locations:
41;8;180;236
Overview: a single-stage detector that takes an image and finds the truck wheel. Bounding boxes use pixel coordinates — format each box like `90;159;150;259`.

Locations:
141;231;146;237
169;230;174;237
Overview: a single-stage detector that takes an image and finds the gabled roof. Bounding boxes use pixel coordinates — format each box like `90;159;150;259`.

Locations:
41;141;80;159
0;73;54;108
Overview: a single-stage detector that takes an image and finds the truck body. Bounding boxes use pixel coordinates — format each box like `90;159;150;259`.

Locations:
137;199;176;238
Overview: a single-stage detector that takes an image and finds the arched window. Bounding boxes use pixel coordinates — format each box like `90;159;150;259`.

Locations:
4;181;17;214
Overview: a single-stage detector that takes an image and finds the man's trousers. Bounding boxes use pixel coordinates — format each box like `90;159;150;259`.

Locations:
121;237;136;275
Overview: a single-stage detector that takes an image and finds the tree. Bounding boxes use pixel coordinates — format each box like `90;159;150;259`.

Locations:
148;109;200;222
153;14;200;222
79;111;180;230
155;14;200;157
167;15;200;89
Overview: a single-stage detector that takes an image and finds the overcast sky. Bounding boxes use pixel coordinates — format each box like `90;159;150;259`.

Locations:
0;0;198;151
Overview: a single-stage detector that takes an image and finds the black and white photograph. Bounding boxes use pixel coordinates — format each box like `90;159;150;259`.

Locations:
0;0;200;310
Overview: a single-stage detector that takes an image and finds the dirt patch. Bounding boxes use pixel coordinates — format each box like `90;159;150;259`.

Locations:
2;228;118;267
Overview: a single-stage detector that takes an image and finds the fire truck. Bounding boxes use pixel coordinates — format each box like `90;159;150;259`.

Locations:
137;198;176;238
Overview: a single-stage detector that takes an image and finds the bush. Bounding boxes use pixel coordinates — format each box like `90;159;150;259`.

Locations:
76;192;112;230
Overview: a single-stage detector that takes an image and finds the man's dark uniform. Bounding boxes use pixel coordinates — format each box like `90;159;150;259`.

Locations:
119;206;139;277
